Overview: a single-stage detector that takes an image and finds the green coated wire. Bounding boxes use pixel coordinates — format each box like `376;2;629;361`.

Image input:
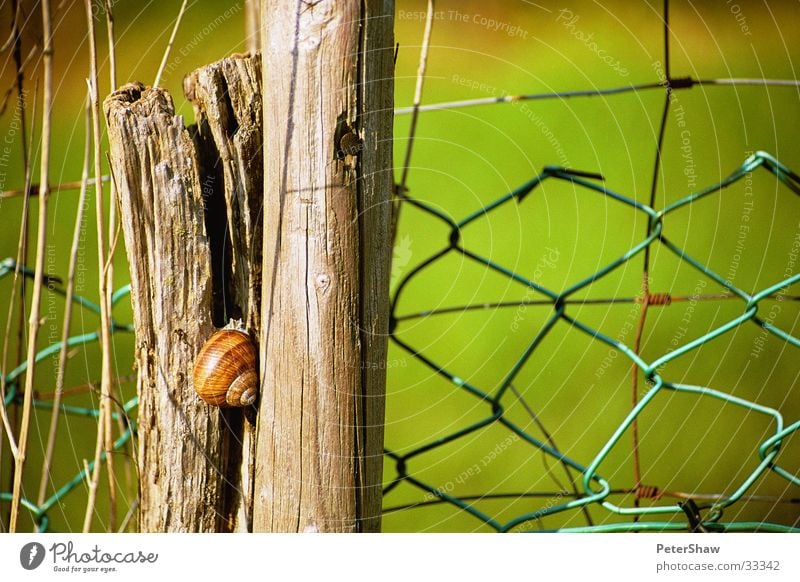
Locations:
5;159;796;533
0;284;136;532
385;0;800;534
387;152;800;533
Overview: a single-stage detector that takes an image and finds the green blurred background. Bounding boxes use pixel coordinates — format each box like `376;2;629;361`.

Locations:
1;0;798;532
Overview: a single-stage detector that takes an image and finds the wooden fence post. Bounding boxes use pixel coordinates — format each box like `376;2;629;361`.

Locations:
105;0;393;532
107;54;266;531
254;0;394;532
104;84;227;531
184;54;264;531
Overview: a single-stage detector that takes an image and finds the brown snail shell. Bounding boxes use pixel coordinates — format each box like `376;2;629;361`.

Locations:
193;321;258;407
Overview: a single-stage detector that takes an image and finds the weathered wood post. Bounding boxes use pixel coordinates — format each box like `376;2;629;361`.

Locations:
254;0;394;531
107;55;267;531
184;54;264;530
105;84;227;531
105;0;392;532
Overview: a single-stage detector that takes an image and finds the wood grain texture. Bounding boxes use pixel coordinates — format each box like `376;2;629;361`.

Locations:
255;0;394;532
357;0;395;534
184;55;263;332
104;83;225;531
185;54;264;531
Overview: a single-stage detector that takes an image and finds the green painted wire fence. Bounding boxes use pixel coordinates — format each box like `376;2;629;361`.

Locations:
382;1;800;533
383;152;800;532
0;271;136;533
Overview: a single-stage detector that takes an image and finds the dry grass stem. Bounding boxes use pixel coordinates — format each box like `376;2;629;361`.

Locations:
81;0;116;532
9;0;52;533
153;0;189;88
1;176;109;199
36;94;92;506
391;0;435;246
0;82;38;464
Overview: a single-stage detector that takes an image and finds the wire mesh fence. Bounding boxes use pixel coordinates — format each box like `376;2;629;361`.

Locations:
0;273;135;532
382;0;800;532
384;154;800;532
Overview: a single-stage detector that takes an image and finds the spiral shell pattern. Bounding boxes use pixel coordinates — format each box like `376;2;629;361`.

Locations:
192;328;258;407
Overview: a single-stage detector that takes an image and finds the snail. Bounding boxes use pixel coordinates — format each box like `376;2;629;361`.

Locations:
192;319;258;407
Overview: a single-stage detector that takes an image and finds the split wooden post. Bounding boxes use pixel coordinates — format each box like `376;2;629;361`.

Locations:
106;54;265;532
184;54;264;530
255;0;394;531
104;84;226;531
105;0;393;532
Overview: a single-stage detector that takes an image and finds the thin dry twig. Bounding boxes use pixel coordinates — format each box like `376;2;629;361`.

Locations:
0;86;38;466
9;9;35;524
104;156;133;499
391;0;435;246
0;46;38;116
244;0;261;54
0;0;35;481
104;0;118;297
104;0;117;90
103;0;129;515
104;0;118;310
153;0;189;88
33;373;137;401
9;0;52;533
0;0;21;52
36;94;92;507
1;176;109;199
82;0;116;532
117;499;138;533
100;202;125;504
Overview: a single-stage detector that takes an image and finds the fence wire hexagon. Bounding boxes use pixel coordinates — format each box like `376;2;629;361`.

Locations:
383;154;800;532
382;0;800;533
0;279;135;533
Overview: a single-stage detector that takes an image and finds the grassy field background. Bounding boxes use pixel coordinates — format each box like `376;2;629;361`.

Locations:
1;0;798;532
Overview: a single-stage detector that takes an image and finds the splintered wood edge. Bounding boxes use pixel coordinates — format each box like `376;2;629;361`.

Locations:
103;80;226;532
